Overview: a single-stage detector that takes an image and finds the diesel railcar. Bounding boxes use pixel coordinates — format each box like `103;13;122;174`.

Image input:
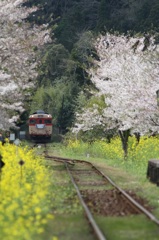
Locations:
28;110;52;141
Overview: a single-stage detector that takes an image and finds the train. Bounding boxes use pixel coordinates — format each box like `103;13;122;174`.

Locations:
28;110;52;142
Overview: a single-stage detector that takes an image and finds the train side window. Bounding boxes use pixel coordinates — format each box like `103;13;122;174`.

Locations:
30;119;36;124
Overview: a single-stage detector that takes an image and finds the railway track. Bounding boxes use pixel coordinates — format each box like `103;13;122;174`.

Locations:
44;154;159;240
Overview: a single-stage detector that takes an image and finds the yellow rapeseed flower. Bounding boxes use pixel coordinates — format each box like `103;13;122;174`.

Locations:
0;143;54;240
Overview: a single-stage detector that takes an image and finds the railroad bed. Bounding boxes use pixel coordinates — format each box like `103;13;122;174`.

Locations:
44;153;159;240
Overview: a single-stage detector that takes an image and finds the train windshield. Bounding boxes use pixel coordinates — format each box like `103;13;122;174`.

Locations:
29;118;52;124
29;119;36;124
44;119;52;124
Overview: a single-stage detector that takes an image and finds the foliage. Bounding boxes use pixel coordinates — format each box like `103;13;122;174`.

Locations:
0;142;54;240
71;31;97;83
30;81;79;132
37;35;95;88
38;44;70;86
65;136;159;175
66;137;123;159
135;0;159;32
25;0;159;41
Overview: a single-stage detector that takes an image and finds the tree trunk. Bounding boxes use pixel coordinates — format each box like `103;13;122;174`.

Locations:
134;132;140;144
118;129;130;159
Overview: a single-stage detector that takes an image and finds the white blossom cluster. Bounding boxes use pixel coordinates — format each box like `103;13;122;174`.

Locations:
73;33;159;135
72;105;103;133
0;0;52;130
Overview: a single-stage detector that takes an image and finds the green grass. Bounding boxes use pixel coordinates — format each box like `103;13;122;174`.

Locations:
41;214;96;240
96;215;159;240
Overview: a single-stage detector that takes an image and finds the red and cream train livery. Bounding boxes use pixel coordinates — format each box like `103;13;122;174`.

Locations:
28;110;52;141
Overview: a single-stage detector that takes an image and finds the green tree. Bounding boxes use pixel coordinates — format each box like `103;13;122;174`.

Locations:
71;31;97;85
97;0;112;31
30;80;79;132
38;44;71;86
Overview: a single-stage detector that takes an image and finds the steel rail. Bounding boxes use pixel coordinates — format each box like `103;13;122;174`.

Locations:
45;155;159;226
65;161;107;240
90;165;159;225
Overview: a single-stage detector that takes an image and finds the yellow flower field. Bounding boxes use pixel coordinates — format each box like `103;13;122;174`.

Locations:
66;136;159;176
0;141;53;240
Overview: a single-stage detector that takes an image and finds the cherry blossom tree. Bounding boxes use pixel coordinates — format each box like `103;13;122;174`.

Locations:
0;0;51;130
72;33;159;156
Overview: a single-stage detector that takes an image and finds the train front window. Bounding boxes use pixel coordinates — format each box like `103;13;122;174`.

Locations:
29;119;36;124
39;119;42;124
44;119;52;124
